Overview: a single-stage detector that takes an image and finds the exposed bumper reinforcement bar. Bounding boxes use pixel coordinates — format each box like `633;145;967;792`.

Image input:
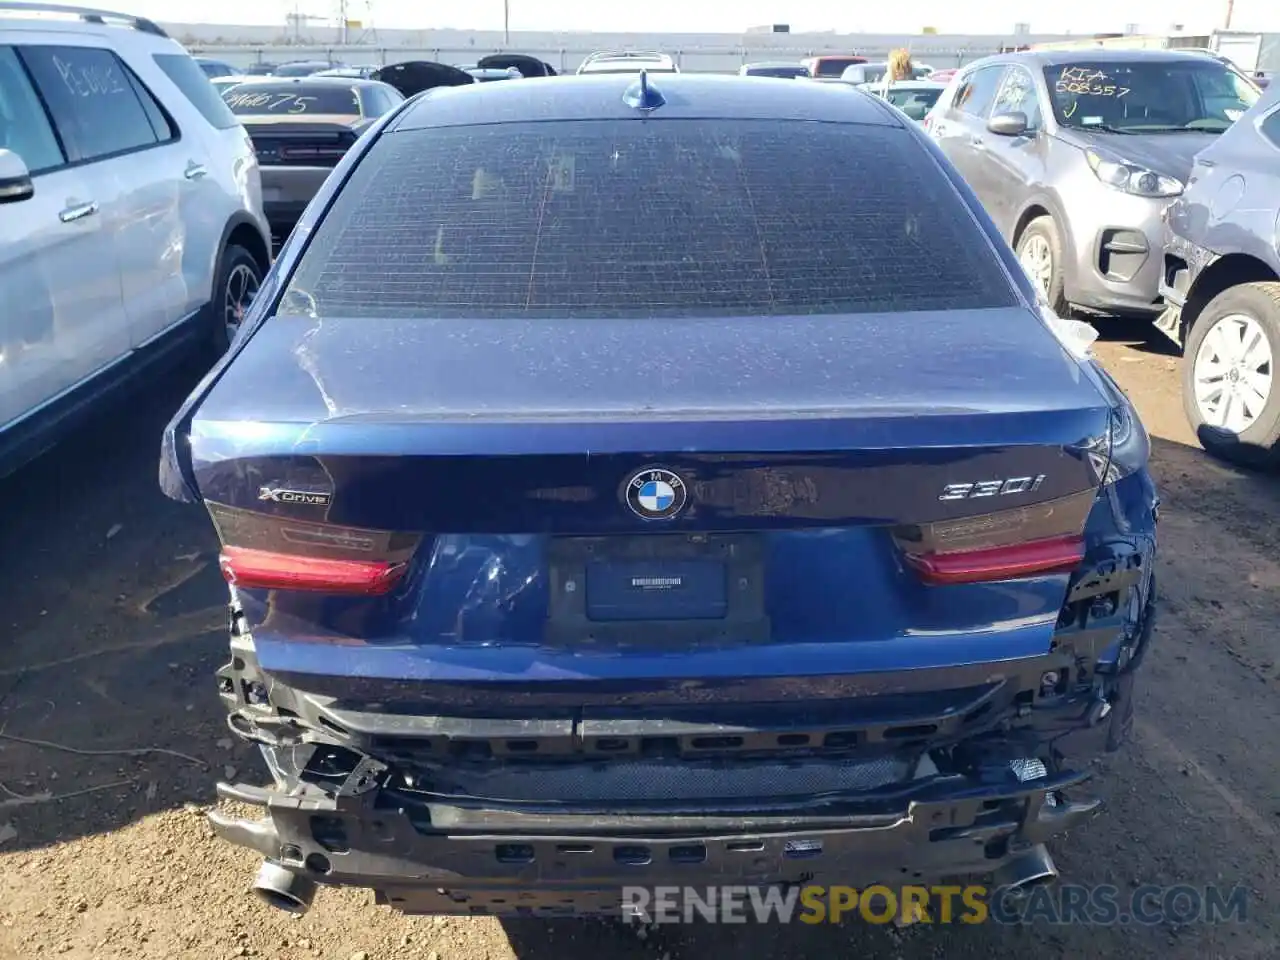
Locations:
208;768;1100;916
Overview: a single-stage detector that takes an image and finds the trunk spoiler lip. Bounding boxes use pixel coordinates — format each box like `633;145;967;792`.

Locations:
185;408;1114;460
190;307;1115;430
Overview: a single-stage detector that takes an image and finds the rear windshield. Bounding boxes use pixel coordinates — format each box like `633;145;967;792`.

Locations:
1044;59;1261;132
222;84;361;116
281;119;1016;319
886;87;942;106
886;86;944;119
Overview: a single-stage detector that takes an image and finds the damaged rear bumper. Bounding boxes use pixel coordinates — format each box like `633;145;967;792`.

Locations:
210;769;1098;917
205;585;1154;917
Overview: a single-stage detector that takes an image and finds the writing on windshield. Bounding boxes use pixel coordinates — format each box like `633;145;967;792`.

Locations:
1043;62;1259;130
224;91;315;113
1054;67;1130;99
222;87;360;115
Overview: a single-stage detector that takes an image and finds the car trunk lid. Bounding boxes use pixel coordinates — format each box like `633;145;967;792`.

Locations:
182;307;1111;705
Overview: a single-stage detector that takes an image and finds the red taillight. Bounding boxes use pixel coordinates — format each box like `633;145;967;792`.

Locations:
903;534;1086;585
893;490;1095;586
219;545;408;596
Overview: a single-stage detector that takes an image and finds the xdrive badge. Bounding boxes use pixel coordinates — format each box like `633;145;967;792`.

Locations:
258;486;332;506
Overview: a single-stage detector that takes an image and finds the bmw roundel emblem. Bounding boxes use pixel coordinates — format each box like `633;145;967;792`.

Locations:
624;467;688;521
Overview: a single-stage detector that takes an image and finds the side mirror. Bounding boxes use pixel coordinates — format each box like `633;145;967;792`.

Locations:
0;149;33;204
987;111;1030;137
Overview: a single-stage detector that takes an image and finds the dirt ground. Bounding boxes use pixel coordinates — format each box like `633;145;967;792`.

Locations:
0;318;1277;960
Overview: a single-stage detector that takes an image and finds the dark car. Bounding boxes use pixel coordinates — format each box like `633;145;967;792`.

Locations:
1157;80;1280;465
193;55;237;78
221;77;405;244
271;59;346;77
370;60;478;97
739;62;810;79
477;53;557;77
924;50;1261;320
160;74;1159;919
801;54;868;78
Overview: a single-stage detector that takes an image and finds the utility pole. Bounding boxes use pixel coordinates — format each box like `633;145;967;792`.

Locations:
1224;0;1234;29
503;0;509;45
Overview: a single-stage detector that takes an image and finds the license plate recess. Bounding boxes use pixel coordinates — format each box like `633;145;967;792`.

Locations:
545;533;770;647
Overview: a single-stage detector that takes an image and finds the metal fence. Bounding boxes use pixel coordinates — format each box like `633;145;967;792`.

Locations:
190;43;1005;73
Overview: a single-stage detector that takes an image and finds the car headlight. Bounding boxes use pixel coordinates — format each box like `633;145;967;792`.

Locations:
1085;148;1183;198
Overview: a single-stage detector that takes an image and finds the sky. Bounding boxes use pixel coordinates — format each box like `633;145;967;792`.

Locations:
121;0;1265;35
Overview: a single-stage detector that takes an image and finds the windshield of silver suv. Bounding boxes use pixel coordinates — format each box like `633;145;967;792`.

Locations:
1043;59;1260;133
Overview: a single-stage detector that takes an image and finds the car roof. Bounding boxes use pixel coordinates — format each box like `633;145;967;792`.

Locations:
0;2;182;50
228;75;384;89
393;72;900;131
990;49;1238;68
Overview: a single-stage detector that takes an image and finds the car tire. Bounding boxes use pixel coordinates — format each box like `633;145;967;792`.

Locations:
1181;281;1280;468
1015;216;1069;317
210;244;264;356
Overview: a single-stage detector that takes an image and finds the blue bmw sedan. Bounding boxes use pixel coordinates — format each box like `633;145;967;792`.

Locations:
160;71;1160;919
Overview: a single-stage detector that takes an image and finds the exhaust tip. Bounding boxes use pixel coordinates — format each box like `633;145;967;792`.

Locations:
994;843;1059;898
254;886;309;913
251;860;317;915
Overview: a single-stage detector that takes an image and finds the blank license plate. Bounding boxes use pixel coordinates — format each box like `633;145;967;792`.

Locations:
585;559;727;621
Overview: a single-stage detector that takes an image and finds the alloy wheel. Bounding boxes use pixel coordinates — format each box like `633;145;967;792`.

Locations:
1193;312;1274;435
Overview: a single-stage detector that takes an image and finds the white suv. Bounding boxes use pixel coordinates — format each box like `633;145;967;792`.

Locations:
0;2;270;477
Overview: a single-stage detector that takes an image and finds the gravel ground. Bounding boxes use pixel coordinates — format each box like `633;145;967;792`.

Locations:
0;318;1277;960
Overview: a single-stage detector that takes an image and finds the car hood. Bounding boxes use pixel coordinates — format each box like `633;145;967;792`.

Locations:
477;53;557;76
370;61;476;96
1063;129;1219;182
